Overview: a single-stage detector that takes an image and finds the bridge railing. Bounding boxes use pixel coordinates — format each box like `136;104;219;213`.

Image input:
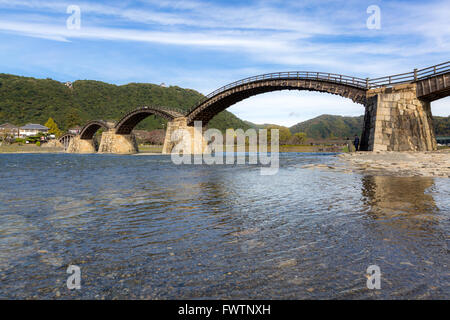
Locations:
368;61;450;88
119;106;186;119
415;61;450;79
146;106;186;115
188;61;450;113
186;71;368;114
201;71;368;102
195;71;368;109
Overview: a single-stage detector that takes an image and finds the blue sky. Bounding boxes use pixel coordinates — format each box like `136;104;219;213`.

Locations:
0;0;449;125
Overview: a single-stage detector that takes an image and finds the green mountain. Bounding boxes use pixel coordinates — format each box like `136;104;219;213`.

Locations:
0;73;250;132
290;114;364;139
433;116;450;137
1;73;447;138
289;114;450;139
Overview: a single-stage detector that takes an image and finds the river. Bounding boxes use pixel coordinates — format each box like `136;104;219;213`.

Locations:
0;153;448;299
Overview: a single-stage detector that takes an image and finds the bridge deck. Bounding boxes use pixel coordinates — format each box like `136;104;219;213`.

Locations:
416;72;450;101
69;60;450;137
187;61;450;119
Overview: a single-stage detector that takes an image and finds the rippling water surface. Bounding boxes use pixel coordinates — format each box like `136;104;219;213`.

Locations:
0;153;448;299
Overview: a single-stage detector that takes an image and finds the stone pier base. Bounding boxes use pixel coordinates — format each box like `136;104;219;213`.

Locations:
360;83;437;151
162;117;207;154
98;129;138;154
66;136;96;153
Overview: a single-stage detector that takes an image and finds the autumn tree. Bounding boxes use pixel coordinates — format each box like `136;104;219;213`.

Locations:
44;117;62;137
266;125;292;144
292;132;307;145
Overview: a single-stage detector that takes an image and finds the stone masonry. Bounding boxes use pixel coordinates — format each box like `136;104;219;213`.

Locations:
360;83;437;151
98;129;138;154
66;135;96;153
162;117;207;154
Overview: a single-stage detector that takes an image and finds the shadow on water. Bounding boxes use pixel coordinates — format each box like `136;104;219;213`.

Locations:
353;175;448;300
361;175;439;228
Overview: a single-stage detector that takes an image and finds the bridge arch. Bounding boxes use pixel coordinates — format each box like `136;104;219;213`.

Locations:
115;106;184;135
186;72;369;126
79;120;112;139
59;133;75;151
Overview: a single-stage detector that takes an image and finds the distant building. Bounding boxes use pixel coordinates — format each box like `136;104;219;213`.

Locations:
160;83;167;87
19;124;49;137
0;123;19;138
68;125;82;135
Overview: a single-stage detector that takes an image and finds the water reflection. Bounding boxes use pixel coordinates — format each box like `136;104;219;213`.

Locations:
0;153;448;299
361;176;439;228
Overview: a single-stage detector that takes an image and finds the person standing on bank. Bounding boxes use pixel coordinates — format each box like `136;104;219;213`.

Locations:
353;135;360;152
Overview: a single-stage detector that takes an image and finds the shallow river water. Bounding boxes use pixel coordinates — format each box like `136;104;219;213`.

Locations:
0;153;448;299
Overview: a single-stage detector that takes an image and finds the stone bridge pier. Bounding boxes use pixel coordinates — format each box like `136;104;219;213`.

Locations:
162;117;207;154
66;135;96;153
360;83;437;152
159;82;438;154
65;62;448;155
98;129;138;154
95;117;206;155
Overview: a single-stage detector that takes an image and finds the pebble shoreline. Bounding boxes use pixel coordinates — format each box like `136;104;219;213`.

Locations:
303;150;450;177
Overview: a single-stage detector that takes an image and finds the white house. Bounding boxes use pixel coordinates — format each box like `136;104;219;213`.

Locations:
19;124;49;137
0;123;19;138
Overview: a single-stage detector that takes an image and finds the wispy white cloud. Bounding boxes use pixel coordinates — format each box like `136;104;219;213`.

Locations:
0;20;294;49
0;0;449;63
0;0;336;33
0;0;448;121
0;17;445;78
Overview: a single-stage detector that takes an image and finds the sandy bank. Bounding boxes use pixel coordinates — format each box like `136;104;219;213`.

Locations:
303;150;450;177
134;152;164;156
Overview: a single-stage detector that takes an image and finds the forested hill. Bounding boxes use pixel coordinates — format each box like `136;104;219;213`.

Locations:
0;73;250;131
1;73;448;137
289;114;364;139
433;116;450;136
289;114;450;139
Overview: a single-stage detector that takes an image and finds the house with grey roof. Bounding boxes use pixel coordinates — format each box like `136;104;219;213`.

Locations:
19;124;49;137
0;123;19;138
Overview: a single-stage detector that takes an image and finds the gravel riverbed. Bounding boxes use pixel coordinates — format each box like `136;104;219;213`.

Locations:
303;150;450;177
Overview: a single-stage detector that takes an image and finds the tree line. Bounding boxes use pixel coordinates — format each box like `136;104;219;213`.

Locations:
1;73;448;140
0;73;250;133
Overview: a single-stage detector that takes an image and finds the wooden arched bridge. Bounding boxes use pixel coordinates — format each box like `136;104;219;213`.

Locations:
59;133;75;150
63;61;449;153
63;107;185;153
115;107;184;135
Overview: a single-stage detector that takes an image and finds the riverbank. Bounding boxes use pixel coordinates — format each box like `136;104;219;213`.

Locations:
303;150;450;177
0;144;64;153
138;145;163;153
138;144;346;153
0;144;163;154
0;144;347;154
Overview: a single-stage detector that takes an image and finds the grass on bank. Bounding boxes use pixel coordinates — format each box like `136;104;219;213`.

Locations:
138;145;163;153
0;143;63;153
137;144;348;154
0;142;350;154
